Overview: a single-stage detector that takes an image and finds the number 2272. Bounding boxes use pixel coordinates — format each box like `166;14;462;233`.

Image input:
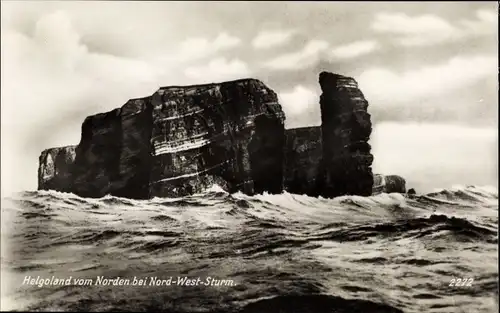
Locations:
449;278;474;287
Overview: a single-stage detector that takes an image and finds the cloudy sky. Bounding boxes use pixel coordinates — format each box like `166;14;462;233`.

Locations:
1;1;498;195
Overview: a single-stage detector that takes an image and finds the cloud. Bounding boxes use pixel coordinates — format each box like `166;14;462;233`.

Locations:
33;10;87;67
278;85;318;116
262;39;329;70
371;12;460;46
277;85;322;128
459;9;498;36
372;12;456;35
154;32;242;66
372;122;497;193
358;54;497;104
1;10;175;194
0;8;245;195
178;32;241;60
330;40;380;59
476;8;497;23
252;29;296;49
372;9;497;46
2;2;497;195
184;58;251;83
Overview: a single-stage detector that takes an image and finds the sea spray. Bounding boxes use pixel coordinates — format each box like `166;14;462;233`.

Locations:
3;185;498;313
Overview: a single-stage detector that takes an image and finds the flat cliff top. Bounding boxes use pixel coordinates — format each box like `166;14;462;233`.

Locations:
319;71;353;81
83;77;272;119
157;77;265;90
40;145;77;155
319;71;358;92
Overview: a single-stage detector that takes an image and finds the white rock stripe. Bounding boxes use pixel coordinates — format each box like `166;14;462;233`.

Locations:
154;139;212;155
153;132;209;147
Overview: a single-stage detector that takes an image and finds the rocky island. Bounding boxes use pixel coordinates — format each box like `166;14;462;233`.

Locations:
38;71;404;199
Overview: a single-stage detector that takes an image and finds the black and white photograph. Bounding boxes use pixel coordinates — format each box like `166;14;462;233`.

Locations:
1;1;498;312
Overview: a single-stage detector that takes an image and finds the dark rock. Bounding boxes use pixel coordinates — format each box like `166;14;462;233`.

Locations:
38;146;76;193
318;72;374;197
372;174;407;194
71;108;123;198
39;79;285;199
283;126;323;196
148;80;285;198
38;72;379;199
407;188;417;199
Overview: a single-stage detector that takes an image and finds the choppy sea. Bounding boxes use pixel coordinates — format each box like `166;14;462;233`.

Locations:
1;185;498;313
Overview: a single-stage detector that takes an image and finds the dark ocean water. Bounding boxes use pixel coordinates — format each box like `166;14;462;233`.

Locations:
1;185;498;313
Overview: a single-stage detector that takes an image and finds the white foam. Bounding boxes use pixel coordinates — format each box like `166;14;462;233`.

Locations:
204;184;228;193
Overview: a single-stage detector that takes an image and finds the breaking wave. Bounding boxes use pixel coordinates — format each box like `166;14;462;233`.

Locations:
1;185;498;312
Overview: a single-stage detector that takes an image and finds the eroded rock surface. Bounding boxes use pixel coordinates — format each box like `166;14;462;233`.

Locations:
39;79;285;199
372;174;407;194
318;72;374;197
148;80;285;197
38;146;76;192
38;72;381;199
283;126;323;196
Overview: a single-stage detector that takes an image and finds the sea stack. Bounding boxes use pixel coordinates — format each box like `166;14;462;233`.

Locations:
38;72;376;199
318;72;374;197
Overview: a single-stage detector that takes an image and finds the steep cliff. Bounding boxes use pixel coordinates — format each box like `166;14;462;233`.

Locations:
283;126;322;196
38;72;377;199
70;98;153;199
38;146;76;192
148;79;285;197
70;108;123;198
39;79;285;199
318;72;374;197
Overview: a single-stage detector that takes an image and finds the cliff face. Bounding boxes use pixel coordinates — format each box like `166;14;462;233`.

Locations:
283;126;322;196
70;98;154;199
318;72;374;197
40;79;285;199
38;146;76;192
38;72;377;199
148;80;285;197
70;109;123;198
